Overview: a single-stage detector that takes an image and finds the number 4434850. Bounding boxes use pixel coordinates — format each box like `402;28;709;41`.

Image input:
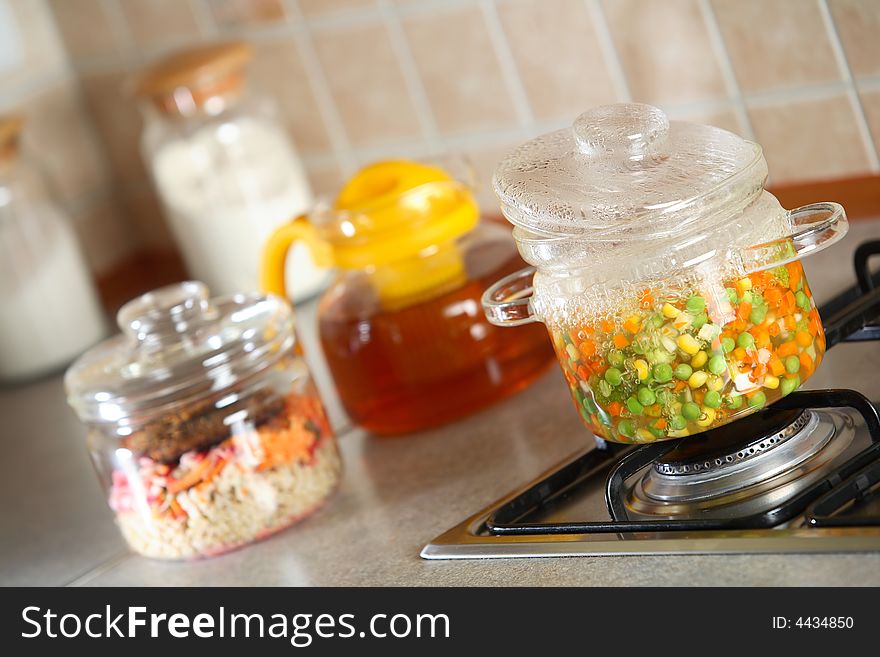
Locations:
772;617;854;629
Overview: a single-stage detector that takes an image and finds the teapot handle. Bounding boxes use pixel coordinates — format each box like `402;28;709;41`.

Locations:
260;214;334;299
482;266;539;326
744;202;847;271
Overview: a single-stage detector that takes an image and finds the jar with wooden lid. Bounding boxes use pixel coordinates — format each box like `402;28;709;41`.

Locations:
0;115;106;380
134;42;329;302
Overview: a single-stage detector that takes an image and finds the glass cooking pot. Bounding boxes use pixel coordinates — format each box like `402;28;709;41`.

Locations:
483;103;847;444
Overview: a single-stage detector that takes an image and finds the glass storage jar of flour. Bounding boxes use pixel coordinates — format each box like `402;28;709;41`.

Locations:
0;115;106;380
135;42;329;302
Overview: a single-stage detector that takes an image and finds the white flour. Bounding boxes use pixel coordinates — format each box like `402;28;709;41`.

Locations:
0;205;106;379
150;117;329;301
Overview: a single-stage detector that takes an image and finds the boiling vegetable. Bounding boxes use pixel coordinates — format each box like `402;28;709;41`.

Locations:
551;261;824;443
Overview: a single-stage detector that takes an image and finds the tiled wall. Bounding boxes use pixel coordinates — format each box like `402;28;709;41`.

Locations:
7;0;880;275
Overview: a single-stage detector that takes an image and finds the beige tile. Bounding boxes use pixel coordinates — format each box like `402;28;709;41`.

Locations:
206;0;287;26
306;162;346;199
497;0;616;121
403;6;518;134
713;0;840;93
48;0;119;60
859;89;880;154
118;0;203;50
748;94;870;183
829;0;880;78
80;71;146;184
602;0;725;105
124;186;177;250
312;23;422;146
298;0;376;17
71;195;139;274
0;0;67;90
666;107;744;136
21;79;110;206
249;38;332;155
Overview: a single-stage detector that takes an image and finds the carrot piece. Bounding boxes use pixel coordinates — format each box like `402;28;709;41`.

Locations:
655;418;668;430
600;319;615;333
788;262;802;291
166;458;213;494
737;301;752;321
784;315;797;331
613;334;630;348
733;347;747;362
764;288;783;307
809;310;822;337
674;380;686;391
767;322;781;337
799;352;814;375
795;331;813;347
769;355;785;376
607;401;623;417
623;317;641;334
579;340;596;358
639;289;654;309
577;365;590;380
777;341;798;358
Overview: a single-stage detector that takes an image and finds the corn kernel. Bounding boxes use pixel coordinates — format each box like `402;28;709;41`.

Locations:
688;370;709;389
737;277;752;291
707;374;724;392
634;359;649;380
636;428;656;442
677;334;701;355
691;350;708;368
662;303;681;319
667;428;690;438
764;375;780;390
696;407;717;427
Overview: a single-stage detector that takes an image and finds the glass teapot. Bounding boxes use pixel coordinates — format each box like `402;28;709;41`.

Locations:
483;104;847;444
261;159;554;434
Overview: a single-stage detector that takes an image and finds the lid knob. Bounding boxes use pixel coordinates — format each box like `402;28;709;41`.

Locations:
118;281;215;345
573;103;669;161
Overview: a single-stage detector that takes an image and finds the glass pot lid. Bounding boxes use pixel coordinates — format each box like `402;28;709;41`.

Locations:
493;103;768;240
65;282;296;425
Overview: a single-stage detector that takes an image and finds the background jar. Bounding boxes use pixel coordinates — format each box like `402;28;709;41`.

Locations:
0;115;106;381
134;42;329;302
65;282;340;559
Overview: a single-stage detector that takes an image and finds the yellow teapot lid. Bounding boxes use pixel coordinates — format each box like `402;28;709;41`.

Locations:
326;160;479;270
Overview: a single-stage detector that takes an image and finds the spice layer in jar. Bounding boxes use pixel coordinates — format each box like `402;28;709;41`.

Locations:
261;160;556;435
65;283;340;560
551;260;824;444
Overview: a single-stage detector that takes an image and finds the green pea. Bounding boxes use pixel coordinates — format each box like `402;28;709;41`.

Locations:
704;390;722;409
691;312;708;330
653;363;673;383
795;290;810;311
749;305;767;325
682;402;702;421
649;314;664;329
608;350;625;367
737;332;755;350
708;354;727;375
637;387;656;407
726;287;738;304
721;336;736;354
670;415;688;431
748;391;767;409
648;425;666;439
626;397;644;415
617;419;636;438
784;355;800;374
686;295;706;313
740;291;752;305
674;363;693;380
727;394;744;410
604;367;623;386
656;389;672;405
781;375;801;397
598;379;612;398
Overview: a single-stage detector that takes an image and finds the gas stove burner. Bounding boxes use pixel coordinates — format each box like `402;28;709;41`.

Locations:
653;408;810;476
627;408;856;519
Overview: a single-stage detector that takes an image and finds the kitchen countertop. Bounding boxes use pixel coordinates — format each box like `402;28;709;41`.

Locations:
2;220;880;587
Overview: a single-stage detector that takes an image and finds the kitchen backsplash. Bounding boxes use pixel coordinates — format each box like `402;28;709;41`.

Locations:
1;0;879;276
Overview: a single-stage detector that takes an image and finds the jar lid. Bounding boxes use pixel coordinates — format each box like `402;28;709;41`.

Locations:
0;114;23;163
493;103;766;240
65;282;296;425
133;41;252;103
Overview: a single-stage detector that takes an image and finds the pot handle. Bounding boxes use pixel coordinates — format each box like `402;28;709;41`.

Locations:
482;266;539;326
744;202;848;270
